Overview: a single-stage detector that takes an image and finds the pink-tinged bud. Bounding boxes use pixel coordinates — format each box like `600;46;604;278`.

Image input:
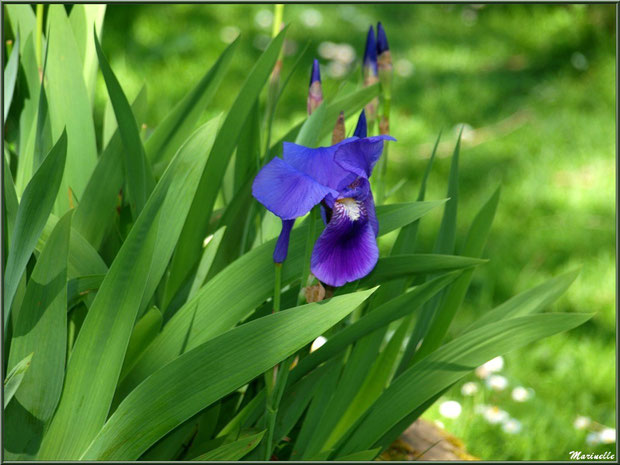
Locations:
331;111;346;144
379;115;390;136
376;22;393;98
307;58;323;115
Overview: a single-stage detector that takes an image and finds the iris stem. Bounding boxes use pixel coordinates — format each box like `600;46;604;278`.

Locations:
377;96;391;204
263;262;282;459
263;206;318;459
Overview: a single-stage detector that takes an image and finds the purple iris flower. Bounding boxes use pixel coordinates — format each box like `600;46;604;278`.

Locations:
252;111;395;286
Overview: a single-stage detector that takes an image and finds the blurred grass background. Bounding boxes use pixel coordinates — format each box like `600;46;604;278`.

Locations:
26;3;618;460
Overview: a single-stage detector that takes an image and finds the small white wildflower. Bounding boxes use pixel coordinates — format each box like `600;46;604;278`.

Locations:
395;58;414;77
439;400;462;419
300;9;323;28
599;428;616;444
326;61;348;79
502;418;522;434
511;386;533;402
482;406;509;424
461;381;479;396
476;356;504;378
486;374;509;391
334;44;356;65
475;365;490;379
254;9;273;29
310;336;327;353
586;431;601;446
318;41;338;60
573;416;591;430
434;419;445;429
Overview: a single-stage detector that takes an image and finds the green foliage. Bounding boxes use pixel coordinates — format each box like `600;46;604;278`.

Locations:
2;5;599;462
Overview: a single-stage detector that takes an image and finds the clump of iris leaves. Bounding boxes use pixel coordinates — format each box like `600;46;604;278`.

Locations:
2;5;590;462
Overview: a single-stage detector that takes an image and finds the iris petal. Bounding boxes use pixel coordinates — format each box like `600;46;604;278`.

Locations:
273;219;295;263
252;157;338;220
365;189;379;237
310;192;379;287
283;139;358;191
334;135;396;179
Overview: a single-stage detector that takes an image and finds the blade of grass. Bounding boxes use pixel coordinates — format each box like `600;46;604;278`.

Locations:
44;5;98;213
359;254;486;287
72;86;148;249
68;4;106;105
4;30;20;122
190;430;265;461
412;185;500;363
4;130;67;331
94;30;154;217
7;210;71;421
4;353;33;409
397;131;463;374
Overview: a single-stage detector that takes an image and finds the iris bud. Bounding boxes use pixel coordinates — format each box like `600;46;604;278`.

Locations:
307;58;323;115
353;110;368;138
376;22;393;99
362;26;379;128
332;111;346;144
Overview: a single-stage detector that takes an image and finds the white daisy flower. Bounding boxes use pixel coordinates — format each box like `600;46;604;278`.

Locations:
475;356;504;378
486;374;508;391
439;400;462;419
573;416;591;430
482;406;509;424
502;418;522;434
461;381;479;396
599;428;616;444
511;386;533;402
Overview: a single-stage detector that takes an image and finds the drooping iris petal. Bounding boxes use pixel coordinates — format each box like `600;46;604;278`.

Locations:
311;215;378;287
311;187;379;287
252;157;338;220
273;219;295;263
334;135;396;179
282;139;358;191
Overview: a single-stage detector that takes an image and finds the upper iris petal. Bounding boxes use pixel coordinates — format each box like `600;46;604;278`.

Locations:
252;157;338;220
282;138;358;191
334;135;396;179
